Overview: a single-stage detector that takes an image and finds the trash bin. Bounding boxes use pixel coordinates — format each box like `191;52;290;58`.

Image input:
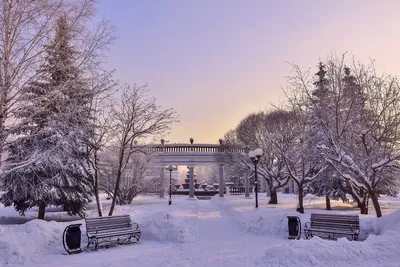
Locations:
287;216;301;240
62;223;82;254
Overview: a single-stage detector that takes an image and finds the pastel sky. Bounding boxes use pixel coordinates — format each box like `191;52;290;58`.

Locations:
98;0;400;144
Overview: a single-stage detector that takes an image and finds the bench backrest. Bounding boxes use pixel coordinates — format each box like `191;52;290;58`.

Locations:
310;213;359;231
85;215;132;234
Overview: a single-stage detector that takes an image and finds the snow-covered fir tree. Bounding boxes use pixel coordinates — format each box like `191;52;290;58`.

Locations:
0;15;94;219
307;62;349;209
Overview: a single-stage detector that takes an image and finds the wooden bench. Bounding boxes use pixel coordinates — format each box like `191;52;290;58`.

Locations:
85;215;141;250
304;213;360;241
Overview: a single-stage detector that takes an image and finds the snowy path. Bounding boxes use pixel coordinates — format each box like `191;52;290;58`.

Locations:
19;199;285;267
3;194;400;267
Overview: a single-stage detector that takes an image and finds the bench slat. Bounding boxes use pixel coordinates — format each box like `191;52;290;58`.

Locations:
87;227;134;235
87;227;139;234
311;213;358;219
310;218;358;222
87;222;132;229
94;230;140;238
310;218;359;221
86;215;130;220
86;219;131;225
311;223;359;227
304;228;356;235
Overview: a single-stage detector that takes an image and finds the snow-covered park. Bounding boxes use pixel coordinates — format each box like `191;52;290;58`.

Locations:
1;193;400;267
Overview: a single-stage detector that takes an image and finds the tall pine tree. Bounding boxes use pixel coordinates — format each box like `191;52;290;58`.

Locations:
0;15;93;219
308;62;349;209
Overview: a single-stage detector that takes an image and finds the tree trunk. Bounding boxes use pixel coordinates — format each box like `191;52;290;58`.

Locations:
38;203;46;220
0;2;12;165
370;191;382;218
94;187;103;217
359;201;368;214
93;153;103;217
109;151;125;216
268;189;278;204
325;195;331;210
359;191;369;215
360;204;368;214
297;186;304;213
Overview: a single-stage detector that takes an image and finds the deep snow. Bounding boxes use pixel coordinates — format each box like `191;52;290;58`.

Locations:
0;193;400;267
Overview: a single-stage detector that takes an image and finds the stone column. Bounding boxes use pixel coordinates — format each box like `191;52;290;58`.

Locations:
188;166;195;198
245;169;250;198
219;165;225;197
159;167;165;198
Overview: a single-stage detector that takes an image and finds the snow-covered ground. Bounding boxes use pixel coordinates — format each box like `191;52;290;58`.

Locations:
1;193;400;267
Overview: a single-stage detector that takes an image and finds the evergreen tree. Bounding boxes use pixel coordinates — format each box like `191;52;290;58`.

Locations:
0;15;93;219
308;62;349;209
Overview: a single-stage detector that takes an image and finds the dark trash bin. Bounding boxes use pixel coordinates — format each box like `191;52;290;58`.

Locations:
287;216;301;240
63;223;82;254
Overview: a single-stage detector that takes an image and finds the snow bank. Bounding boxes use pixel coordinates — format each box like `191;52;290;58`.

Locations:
258;231;400;267
357;209;400;239
245;209;309;237
0;220;64;266
374;210;400;234
138;211;196;243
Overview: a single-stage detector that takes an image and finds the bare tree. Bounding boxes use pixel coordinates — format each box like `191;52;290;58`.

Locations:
224;110;291;204
268;110;327;213
100;149;154;204
108;84;177;216
79;71;117;217
285;54;400;217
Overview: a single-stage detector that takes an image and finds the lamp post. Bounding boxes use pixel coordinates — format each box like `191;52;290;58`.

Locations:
168;165;173;205
249;148;263;208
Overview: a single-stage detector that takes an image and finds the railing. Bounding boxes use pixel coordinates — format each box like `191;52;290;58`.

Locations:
139;188;160;195
144;144;247;154
228;186;255;195
140;187;253;196
229;186;246;195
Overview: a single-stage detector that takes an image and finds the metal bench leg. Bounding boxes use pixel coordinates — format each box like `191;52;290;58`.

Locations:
353;234;359;241
304;230;313;240
87;237;94;248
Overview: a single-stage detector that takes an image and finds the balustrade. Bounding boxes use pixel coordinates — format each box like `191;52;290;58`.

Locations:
143;144;247;154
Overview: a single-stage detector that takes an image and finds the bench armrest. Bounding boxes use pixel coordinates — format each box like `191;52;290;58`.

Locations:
131;223;140;230
304;221;310;229
351;225;360;234
86;227;99;237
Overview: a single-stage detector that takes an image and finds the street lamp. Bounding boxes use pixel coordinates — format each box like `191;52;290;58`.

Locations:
168;165;174;205
249;148;263;208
